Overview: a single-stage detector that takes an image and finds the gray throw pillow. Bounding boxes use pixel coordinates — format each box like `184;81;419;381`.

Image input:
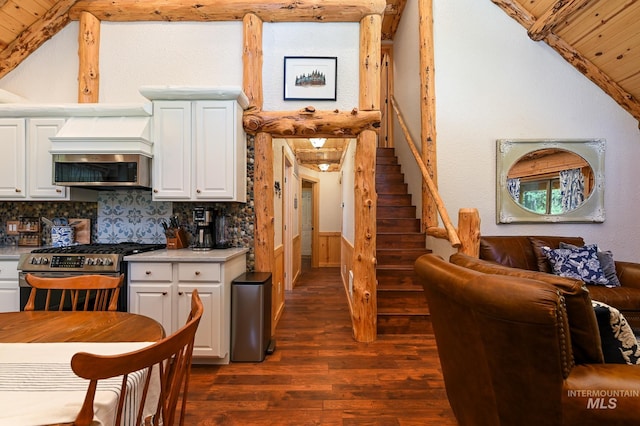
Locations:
559;242;621;287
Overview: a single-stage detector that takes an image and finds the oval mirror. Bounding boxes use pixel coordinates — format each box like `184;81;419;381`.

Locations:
496;139;605;223
506;148;594;215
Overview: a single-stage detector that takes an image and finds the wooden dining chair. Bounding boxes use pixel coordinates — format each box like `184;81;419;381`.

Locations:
24;273;124;311
70;289;203;426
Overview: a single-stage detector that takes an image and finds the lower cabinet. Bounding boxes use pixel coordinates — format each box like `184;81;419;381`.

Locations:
0;259;19;312
128;255;246;364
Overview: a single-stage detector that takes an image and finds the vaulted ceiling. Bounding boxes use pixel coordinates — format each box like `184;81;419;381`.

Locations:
492;0;640;123
0;0;638;172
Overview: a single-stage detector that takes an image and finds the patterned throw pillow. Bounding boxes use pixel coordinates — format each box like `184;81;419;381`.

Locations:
559;242;621;287
541;244;609;285
592;300;640;365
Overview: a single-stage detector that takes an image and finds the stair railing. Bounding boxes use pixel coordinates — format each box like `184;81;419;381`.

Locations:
389;96;462;249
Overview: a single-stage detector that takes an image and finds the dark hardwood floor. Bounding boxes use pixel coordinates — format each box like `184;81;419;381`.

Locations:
185;265;457;425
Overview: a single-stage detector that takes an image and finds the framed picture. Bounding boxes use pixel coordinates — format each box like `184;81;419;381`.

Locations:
283;56;337;101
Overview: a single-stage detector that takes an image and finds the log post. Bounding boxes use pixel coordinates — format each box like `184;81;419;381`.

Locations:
350;13;381;343
254;132;275;274
243;13;263;111
78;11;100;103
419;0;438;231
359;14;381;110
352;129;377;342
457;208;481;257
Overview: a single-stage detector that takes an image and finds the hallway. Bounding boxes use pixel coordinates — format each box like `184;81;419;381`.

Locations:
185;266;456;425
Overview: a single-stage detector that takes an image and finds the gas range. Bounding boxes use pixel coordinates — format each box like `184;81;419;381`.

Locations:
18;243;166;273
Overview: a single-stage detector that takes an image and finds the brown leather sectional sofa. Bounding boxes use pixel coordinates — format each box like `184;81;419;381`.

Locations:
453;235;640;329
416;253;640;425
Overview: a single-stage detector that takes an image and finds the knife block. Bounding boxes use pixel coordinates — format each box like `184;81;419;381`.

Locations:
166;228;188;249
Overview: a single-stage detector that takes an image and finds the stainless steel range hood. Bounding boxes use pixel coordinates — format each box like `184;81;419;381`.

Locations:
50;116;153;189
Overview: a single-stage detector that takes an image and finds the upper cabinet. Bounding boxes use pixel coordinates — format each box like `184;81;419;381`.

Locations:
0;117;94;201
141;87;248;202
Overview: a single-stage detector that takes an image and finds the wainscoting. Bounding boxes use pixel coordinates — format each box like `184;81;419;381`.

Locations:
319;231;341;267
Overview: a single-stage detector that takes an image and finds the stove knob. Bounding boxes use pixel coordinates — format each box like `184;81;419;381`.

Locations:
30;257;38;264
102;258;114;266
41;257;49;265
86;258;95;266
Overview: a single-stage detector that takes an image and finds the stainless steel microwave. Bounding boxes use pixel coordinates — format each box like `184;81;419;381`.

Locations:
52;154;152;189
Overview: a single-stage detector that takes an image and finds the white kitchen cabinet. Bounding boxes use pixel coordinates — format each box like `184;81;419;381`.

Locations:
0;119;26;198
0;117;94;201
151;99;246;202
28;118;68;199
0;259;19;312
127;252;246;364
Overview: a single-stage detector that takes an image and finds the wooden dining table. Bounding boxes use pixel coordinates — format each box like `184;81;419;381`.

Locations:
0;311;165;426
0;310;165;343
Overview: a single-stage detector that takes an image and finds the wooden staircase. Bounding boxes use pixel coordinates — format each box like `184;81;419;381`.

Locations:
375;147;432;334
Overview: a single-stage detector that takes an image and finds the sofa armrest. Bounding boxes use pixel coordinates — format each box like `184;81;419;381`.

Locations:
615;261;640;289
563;364;640;423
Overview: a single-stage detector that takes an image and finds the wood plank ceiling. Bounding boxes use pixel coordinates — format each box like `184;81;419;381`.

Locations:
492;0;640;123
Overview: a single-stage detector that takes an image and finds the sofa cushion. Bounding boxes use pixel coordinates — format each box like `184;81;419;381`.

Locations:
529;236;585;273
559;242;621;287
450;252;604;364
592;300;640;364
542;244;609;286
479;236;539;271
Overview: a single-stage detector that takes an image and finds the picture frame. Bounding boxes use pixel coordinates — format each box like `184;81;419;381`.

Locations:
283;56;337;101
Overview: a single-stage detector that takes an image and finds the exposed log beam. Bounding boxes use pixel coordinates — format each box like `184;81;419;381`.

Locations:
491;0;640;123
294;147;344;154
78;11;100;103
295;158;342;165
0;0;76;79
243;108;381;138
528;0;595;41
69;0;387;22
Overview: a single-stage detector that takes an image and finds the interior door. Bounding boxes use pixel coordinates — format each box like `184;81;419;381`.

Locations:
301;186;312;256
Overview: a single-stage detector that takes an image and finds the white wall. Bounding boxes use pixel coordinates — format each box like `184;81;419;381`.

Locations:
394;0;640;262
0;21;359;109
262;22;360;111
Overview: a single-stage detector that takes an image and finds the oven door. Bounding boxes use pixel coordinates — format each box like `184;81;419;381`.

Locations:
18;271;127;312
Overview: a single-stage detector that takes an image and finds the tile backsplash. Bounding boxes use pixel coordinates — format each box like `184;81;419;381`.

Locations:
96;190;171;244
0;201;98;246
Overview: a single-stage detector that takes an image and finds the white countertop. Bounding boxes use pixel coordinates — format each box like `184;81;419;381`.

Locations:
124;247;249;262
0;246;38;260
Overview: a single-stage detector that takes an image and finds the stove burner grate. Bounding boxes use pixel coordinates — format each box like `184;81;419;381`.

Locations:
31;242;166;255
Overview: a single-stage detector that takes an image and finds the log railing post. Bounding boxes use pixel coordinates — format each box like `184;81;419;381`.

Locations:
457;208;481;257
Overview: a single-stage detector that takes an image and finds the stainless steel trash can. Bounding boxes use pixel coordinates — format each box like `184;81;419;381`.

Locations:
231;272;273;362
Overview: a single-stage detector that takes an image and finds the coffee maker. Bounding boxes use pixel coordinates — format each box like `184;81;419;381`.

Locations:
192;207;214;250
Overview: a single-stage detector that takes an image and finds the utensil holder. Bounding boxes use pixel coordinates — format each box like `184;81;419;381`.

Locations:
166;228;188;249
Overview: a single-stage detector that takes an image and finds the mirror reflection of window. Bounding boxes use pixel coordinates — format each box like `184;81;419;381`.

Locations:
507;149;593;215
519;178;562;215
